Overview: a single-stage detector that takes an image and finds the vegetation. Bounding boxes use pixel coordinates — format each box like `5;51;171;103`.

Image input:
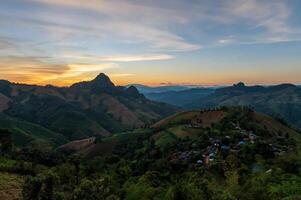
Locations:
194;83;301;129
0;107;300;199
0;172;24;200
0;73;177;147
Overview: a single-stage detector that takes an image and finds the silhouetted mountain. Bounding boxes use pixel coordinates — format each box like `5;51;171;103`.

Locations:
126;86;144;98
71;73;116;94
0;73;178;147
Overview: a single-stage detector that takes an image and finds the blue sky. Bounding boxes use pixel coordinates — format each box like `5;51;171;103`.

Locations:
0;0;301;86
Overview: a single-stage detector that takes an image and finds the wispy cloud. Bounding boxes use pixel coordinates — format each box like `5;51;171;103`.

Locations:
62;53;174;62
21;0;201;52
1;0;301;85
0;55;118;85
109;73;135;77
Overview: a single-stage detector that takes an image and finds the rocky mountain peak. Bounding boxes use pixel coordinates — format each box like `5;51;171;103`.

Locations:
92;73;115;87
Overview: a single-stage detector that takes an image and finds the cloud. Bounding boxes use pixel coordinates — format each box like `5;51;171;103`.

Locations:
23;0;201;52
26;0;300;48
0;36;18;49
109;73;135;77
62;53;174;62
3;0;298;55
226;0;291;33
64;63;119;77
1;0;301;86
0;55;119;84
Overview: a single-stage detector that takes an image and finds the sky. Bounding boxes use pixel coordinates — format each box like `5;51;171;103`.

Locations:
1;0;301;86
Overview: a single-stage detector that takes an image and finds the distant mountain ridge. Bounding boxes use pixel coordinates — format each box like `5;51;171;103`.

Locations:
126;84;191;94
145;88;215;106
132;82;301;129
194;82;301;128
0;73;178;147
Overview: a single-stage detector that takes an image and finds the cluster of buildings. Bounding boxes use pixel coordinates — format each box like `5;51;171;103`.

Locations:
171;122;259;167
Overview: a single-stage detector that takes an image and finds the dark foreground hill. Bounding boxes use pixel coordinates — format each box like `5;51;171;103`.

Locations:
0;74;177;147
2;107;301;200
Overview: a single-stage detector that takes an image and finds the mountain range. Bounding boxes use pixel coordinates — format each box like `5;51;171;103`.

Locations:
195;82;301;128
138;82;301;129
144;88;215;107
0;73;177;147
126;84;191;94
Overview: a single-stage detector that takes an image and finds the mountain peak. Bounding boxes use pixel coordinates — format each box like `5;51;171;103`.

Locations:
91;73;115;87
71;73;115;92
126;85;143;98
95;73;110;80
233;82;245;87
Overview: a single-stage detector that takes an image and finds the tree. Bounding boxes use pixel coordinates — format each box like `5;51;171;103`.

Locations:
69;155;81;185
40;172;56;200
0;129;12;155
22;176;42;200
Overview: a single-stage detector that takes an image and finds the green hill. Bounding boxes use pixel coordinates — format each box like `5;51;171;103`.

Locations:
0;114;66;147
61;107;301;159
194;83;301;129
3;107;301;200
0;73;177;147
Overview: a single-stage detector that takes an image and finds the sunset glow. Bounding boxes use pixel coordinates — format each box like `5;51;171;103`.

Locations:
1;0;301;86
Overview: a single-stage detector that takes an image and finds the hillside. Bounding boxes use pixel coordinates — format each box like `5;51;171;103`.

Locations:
191;83;301;128
0;74;177;147
0;172;23;200
140;82;301;129
0;114;67;147
50;107;301;199
61;107;301;158
2;107;301;199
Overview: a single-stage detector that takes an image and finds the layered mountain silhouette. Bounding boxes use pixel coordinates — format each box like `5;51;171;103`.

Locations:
0;73;177;147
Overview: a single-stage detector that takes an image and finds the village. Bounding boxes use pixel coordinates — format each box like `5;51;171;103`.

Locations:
169;111;288;168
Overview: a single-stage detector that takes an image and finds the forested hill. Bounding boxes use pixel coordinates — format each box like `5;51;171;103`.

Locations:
0;73;177;147
1;107;301;199
192;82;301;128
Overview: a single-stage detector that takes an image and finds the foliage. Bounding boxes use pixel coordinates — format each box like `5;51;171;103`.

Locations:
1;107;301;200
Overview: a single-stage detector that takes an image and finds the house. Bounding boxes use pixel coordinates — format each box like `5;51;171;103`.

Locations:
209;153;215;161
221;145;230;152
249;133;257;143
196;160;203;166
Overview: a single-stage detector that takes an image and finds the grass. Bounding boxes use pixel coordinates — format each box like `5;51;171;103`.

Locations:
253;112;301;142
168;125;203;139
0;114;67;147
0;157;17;170
152;110;227;129
154;131;177;146
0;172;24;200
152;111;200;129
